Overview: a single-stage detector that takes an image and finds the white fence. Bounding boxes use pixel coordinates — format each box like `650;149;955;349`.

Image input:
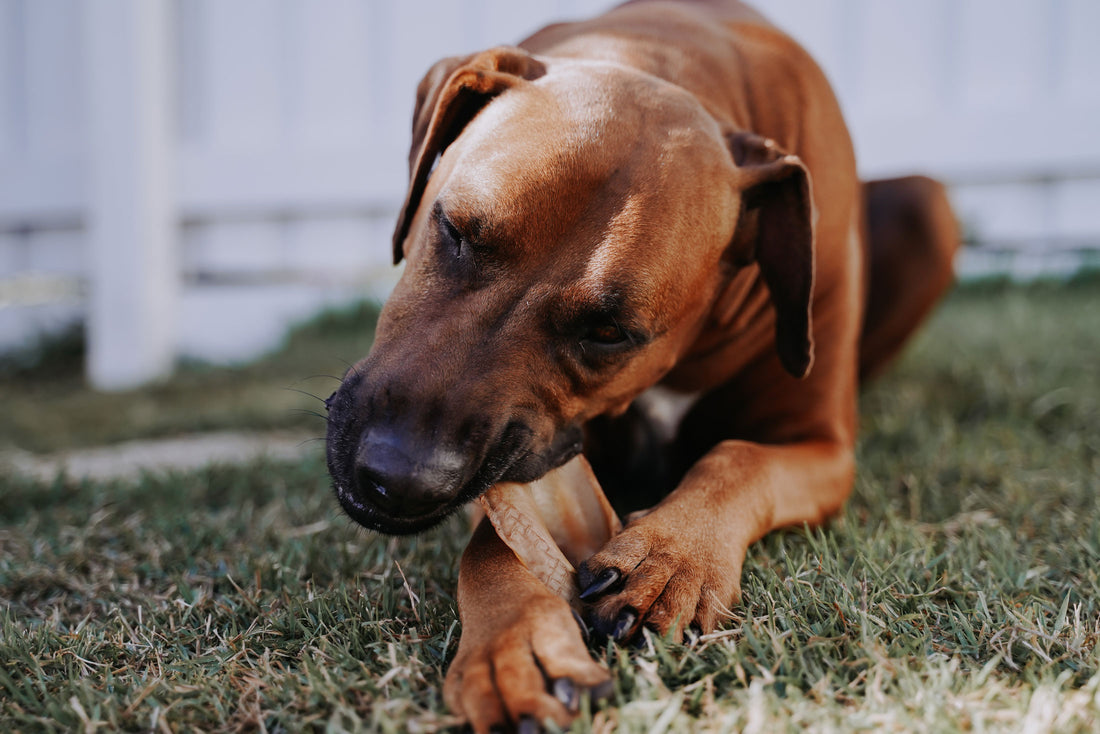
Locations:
1;0;1099;388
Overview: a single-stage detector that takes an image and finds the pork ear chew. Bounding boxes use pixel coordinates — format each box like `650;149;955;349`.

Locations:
726;131;817;378
392;47;547;264
478;456;621;607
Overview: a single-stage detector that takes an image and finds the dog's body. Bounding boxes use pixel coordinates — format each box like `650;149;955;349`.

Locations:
325;1;959;730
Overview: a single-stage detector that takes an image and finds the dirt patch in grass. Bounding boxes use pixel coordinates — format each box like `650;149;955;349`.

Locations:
1;430;318;483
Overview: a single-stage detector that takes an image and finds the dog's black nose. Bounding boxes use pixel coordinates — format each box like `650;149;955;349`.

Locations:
353;432;464;518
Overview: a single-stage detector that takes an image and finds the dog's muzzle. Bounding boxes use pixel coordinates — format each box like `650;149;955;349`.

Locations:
327;398;584;535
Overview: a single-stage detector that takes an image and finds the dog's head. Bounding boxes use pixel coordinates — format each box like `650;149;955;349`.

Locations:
326;47;815;534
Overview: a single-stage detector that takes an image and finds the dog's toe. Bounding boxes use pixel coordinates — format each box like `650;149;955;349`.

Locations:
578;518;741;643
445;592;610;733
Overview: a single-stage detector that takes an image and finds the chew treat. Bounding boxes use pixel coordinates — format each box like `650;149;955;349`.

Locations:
479;456;621;605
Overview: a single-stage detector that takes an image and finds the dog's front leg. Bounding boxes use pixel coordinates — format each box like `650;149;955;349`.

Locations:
445;517;611;733
578;439;855;641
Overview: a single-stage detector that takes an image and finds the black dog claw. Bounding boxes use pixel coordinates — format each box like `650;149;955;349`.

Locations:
553;677;578;711
611;608;637;641
571;609;590;643
579;567;621;600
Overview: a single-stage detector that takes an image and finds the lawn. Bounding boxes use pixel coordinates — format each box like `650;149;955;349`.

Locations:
0;300;379;454
1;278;1098;732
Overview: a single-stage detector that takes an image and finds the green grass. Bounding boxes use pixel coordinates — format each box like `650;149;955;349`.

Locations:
0;300;380;453
2;278;1099;731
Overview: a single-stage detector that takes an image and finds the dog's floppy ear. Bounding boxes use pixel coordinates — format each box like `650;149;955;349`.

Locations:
726;131;816;378
392;46;547;264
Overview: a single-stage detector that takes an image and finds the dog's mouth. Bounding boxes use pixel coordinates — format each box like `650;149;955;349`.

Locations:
333;477;467;535
328;420;584;536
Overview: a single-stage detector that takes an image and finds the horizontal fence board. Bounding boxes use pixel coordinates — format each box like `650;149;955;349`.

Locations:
176;146;404;214
1052;179;1100;240
182;219;285;278
851;104;1100;180
26;227;85;277
282;214;386;276
183;214;396;284
0;232;26;277
0;228;85;281
953;182;1055;245
177;280;373;363
0;154;84;224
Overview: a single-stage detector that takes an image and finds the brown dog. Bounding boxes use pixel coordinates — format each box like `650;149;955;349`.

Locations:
324;0;959;730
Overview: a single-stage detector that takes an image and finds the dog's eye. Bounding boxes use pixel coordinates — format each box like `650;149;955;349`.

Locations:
587;324;625;344
440;214;467;257
582;321;629;348
572;312;649;364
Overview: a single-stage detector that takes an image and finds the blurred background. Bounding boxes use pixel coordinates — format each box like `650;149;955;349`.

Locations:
1;0;1098;391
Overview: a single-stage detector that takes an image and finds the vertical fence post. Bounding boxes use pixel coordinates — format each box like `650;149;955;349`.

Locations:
84;0;176;390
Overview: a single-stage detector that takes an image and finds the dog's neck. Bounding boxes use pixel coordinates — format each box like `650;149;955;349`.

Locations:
660;264;774;392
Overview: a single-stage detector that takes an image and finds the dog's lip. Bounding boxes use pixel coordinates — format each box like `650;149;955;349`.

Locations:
334;479;459;534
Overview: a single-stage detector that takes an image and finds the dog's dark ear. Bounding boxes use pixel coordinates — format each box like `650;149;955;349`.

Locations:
392;47;546;264
726;131;816;378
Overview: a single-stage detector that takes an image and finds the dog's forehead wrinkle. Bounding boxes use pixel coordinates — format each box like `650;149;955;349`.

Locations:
585;190;649;273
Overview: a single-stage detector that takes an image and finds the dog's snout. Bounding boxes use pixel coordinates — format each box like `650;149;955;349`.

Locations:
352;431;465;519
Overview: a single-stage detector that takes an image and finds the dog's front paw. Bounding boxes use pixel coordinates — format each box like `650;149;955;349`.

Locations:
444;590;611;733
577;516;743;643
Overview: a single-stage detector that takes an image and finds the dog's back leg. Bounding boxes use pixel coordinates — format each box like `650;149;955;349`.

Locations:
859;175;961;381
